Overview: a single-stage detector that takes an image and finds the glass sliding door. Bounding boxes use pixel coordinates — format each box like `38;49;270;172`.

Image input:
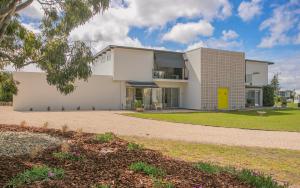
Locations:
143;88;152;110
126;88;135;109
163;88;179;108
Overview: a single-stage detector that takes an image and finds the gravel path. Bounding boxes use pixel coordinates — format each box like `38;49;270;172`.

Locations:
0;131;62;156
1;106;300;150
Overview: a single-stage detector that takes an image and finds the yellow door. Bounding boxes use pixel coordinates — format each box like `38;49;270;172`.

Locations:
218;88;229;110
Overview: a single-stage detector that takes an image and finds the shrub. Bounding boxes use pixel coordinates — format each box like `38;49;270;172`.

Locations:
127;142;143;151
95;132;115;143
42;122;49;129
91;184;111;188
53;151;84;161
129;162;165;177
61;124;68;133
134;100;143;108
20;120;27;128
237;169;284;188
194;162;284;188
6;166;64;187
263;85;275;107
281;98;287;107
152;177;174;188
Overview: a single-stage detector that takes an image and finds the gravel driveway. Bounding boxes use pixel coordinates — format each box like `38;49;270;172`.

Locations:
1;106;300;150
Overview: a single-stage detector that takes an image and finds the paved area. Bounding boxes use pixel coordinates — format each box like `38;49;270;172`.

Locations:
1;106;300;150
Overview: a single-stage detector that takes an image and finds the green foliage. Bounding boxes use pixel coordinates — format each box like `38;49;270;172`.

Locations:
129;162;166;177
134;100;143;108
0;72;18;102
53;151;84;161
127;142;143;151
6;166;64;187
194;162;284;188
263;85;275;107
152;177;174;188
94;132;115;143
91;184;111;188
237;169;284;188
0;0;110;94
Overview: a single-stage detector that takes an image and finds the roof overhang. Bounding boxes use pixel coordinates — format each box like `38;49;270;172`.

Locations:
245;59;274;65
126;81;159;88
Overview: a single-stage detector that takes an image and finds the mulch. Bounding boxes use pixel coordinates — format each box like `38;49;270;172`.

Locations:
0;124;252;188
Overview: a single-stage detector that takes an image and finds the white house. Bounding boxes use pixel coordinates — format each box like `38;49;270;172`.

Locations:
13;45;273;111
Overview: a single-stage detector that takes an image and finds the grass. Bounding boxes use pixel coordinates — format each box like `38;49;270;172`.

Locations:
194;163;284;188
125;108;300;132
91;184;111;188
127;142;143;151
94;132;115;143
152;177;174;188
53;151;84;161
6;166;64;187
129;162;166;177
122;136;300;186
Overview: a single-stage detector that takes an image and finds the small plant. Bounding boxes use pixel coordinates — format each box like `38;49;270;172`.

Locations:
20;120;27;128
94;132;115;143
29;107;33;111
77;106;80;111
42;122;49;129
29;146;43;159
47;106;51;111
129;162;165;177
127;142;143;151
91;184;111;188
62;106;65;111
61;142;71;153
92;106;95;111
237;169;284;188
53;151;84;161
194;162;284;188
6;166;64;187
134;100;143;112
152;177;174;188
61;124;68;133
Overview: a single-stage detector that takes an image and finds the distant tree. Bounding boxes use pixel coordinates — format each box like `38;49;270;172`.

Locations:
0;72;18;102
270;73;280;96
263;85;275;107
0;0;110;94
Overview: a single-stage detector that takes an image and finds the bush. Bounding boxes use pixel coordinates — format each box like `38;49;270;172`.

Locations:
53;151;84;161
0;72;18;102
129;162;165;177
134;100;143;108
263;85;275;107
127;142;143;151
6;166;64;187
95;132;115;143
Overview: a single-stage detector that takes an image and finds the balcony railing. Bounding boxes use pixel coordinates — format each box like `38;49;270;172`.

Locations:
153;70;188;80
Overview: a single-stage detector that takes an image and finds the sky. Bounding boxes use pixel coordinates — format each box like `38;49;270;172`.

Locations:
17;0;300;92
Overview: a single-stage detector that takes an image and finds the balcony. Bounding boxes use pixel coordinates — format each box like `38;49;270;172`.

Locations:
153;69;188;80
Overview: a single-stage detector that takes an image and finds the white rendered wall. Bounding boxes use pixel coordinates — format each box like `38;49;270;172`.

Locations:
92;50;114;75
246;61;268;86
13;72;123;111
113;48;154;81
183;49;202;109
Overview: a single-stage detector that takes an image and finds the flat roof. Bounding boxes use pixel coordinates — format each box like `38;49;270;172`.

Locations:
95;45;183;57
245;59;274;65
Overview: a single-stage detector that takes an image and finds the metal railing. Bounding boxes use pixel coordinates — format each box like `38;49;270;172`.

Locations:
153;70;188;80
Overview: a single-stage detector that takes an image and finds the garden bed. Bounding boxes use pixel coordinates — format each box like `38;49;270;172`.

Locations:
0;124;280;187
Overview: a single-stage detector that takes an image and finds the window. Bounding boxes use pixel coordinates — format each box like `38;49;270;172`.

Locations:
106;52;111;61
246;74;252;84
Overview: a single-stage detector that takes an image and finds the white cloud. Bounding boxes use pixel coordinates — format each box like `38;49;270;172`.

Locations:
162;20;214;44
222;30;239;40
258;1;300;48
187;29;241;51
19;1;44;20
238;0;262;22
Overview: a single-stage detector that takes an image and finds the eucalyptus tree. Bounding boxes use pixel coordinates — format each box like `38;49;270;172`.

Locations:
0;0;109;94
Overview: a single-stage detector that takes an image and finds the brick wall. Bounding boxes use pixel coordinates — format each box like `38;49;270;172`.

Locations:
200;48;245;110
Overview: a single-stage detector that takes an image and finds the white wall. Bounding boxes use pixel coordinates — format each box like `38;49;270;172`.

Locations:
246;61;268;86
183;49;202;109
92;50;114;75
113;48;154;81
13;72;123;111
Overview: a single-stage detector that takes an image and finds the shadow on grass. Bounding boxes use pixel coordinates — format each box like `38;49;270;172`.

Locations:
226;108;299;117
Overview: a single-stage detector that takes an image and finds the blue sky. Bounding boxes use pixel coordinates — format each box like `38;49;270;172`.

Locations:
18;0;300;91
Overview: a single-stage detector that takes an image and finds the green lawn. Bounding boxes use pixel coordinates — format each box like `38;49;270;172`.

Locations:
122;136;300;186
125;108;300;132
